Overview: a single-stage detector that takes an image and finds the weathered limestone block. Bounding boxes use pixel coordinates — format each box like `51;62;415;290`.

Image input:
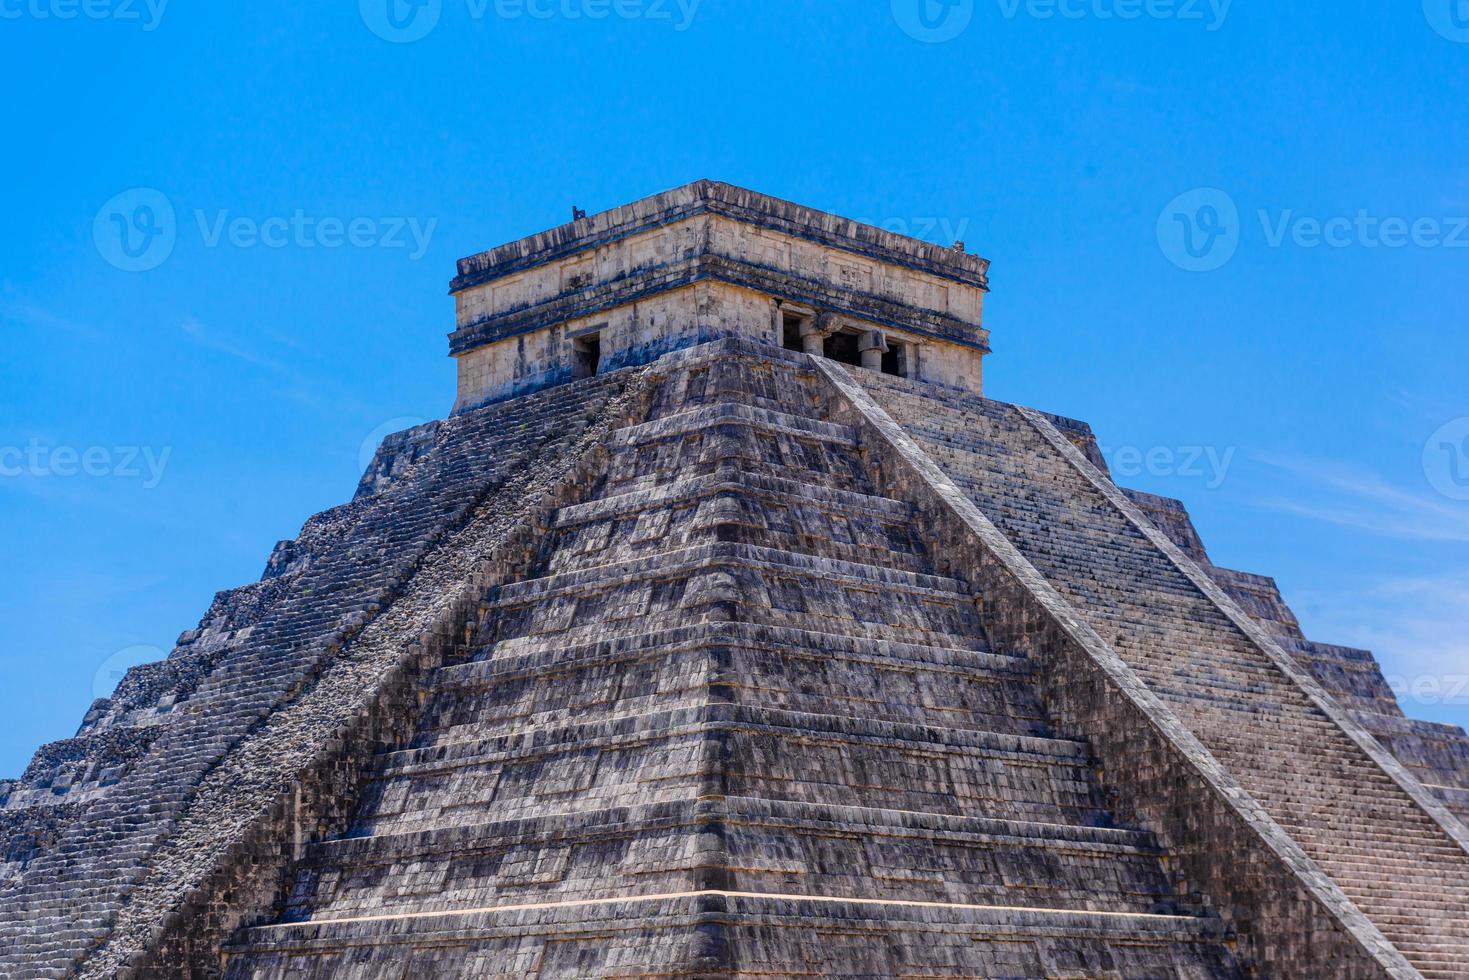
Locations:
0;366;650;979
449;181;991;409
1115;443;1469;859
843;360;1469;978
9;180;1465;978
219;343;1240;979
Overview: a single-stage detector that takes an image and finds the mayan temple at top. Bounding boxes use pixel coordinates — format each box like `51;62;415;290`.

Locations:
4;180;1469;979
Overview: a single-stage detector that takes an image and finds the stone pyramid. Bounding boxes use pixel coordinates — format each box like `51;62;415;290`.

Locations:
2;182;1467;979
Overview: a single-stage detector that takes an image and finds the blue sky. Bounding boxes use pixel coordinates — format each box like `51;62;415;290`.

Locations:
2;0;1467;775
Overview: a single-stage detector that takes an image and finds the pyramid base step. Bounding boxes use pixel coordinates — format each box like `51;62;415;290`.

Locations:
225;892;1238;979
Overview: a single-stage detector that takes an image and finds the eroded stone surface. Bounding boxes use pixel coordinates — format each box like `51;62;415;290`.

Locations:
851;365;1469;978
220;345;1243;979
3;183;1465;979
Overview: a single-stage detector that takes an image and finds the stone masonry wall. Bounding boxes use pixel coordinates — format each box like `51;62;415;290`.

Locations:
449;180;991;410
1116;488;1469;826
0;366;650;979
10;329;1467;977
814;357;1419;979
844;363;1469;978
220;340;1240;979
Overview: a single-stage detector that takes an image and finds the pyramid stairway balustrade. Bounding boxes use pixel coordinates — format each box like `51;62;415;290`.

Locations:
224;346;1243;979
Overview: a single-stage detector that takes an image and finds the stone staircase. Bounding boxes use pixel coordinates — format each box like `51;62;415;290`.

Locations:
223;348;1241;978
0;370;643;979
1126;486;1469;831
855;369;1469;980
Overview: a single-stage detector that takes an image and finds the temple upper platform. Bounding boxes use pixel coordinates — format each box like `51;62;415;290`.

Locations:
448;180;991;411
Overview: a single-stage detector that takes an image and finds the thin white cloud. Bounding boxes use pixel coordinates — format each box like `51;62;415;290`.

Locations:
1251;451;1469;543
175;317;376;417
0;297;102;341
1296;572;1469;722
179;317;287;373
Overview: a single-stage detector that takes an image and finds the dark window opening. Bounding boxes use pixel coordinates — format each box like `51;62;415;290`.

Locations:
823;331;862;366
881;345;902;376
571;333;602;380
782;314;804;352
